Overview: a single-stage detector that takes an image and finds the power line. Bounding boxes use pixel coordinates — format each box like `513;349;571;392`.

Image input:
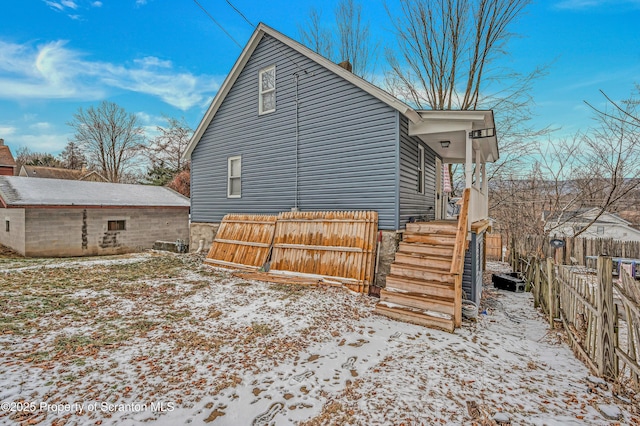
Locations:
224;0;254;28
192;0;243;48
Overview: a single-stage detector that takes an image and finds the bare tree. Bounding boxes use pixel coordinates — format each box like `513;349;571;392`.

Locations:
15;147;62;169
572;89;640;236
298;0;377;79
385;0;547;188
491;86;640;249
335;0;375;78
147;116;192;173
68;101;145;183
298;8;333;59
58;141;86;170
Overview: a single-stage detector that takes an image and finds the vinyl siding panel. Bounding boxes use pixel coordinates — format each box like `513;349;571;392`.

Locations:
462;231;484;304
398;115;438;228
191;36;399;229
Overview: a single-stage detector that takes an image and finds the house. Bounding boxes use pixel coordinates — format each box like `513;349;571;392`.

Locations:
0;176;190;257
184;23;499;331
545;208;640;242
19;165;108;182
0;139;16;176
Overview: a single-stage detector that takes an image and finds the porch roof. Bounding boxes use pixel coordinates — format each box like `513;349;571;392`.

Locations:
409;110;499;164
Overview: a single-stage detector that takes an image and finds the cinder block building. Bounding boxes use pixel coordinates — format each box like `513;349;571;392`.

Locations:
0;176;190;257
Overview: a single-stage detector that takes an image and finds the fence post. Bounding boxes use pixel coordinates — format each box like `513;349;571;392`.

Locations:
596;256;617;379
546;257;555;327
533;258;540;308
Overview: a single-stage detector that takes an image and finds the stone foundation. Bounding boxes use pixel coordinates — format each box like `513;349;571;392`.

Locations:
374;230;403;288
189;222;220;253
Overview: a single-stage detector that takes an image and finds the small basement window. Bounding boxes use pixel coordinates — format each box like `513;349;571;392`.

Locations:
228;156;242;198
259;65;276;114
108;220;126;231
417;145;425;194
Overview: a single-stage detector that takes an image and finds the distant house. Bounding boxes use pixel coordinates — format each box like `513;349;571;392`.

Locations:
0;176;190;257
184;23;500;331
19;165;108;182
0;139;16;176
544;208;640;242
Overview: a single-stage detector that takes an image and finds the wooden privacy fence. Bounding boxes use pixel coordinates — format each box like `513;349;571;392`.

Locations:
514;253;640;387
485;233;502;261
513;235;640;266
205;214;277;269
206;211;378;293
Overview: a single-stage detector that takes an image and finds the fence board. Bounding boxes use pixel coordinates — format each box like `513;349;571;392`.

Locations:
205;214;277;270
516;249;640;389
270;211;378;294
485;233;502;260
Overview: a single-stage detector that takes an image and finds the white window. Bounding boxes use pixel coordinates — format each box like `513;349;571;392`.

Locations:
259;65;276;114
417;145;425;194
228;156;241;198
596;226;605;235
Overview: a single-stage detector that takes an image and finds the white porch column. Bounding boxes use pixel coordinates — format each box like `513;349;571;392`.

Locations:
465;129;473;189
481;162;487;193
474;148;481;189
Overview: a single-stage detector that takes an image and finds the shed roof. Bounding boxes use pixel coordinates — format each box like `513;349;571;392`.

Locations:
0;176;190;208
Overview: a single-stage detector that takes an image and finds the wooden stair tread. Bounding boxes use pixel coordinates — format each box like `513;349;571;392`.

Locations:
384;276;455;300
375;302;454;333
405;222;458;234
398;242;454;256
390;263;456;282
380;289;455;316
392;254;451;271
403;232;456;246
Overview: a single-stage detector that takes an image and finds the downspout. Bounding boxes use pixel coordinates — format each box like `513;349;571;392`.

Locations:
293;73;300;211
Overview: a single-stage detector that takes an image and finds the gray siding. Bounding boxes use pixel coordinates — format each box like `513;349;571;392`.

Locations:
191;36;399;229
398;115;438;228
0;208;25;255
462;231;484;304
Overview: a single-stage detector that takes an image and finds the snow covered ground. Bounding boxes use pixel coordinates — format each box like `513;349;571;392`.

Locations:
0;253;637;425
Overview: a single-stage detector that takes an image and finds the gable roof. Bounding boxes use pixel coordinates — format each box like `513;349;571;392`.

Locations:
19;165;108;182
0;145;16;168
544;208;632;226
183;22;420;160
0;176;190;208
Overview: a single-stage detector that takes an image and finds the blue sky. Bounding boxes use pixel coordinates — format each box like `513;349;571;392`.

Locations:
1;0;639;156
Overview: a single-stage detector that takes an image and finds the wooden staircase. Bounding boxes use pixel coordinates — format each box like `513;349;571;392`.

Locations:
375;190;470;333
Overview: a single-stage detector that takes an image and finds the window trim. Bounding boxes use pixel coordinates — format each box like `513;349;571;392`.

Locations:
417;145;425;194
107;220;126;231
228;156;242;198
258;65;276;115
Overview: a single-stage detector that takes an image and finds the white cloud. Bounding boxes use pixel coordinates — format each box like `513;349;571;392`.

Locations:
61;0;78;9
136;0;148;6
29;122;52;130
555;0;640;9
0;125;17;136
0;39;221;110
11;133;71;153
92;1;102;6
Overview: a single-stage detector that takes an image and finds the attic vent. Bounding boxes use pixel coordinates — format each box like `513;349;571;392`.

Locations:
338;60;352;72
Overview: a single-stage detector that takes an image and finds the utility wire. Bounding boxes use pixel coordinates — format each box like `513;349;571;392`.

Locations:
224;0;254;27
192;0;243;48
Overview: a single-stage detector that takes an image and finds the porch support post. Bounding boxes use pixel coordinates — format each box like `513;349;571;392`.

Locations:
481;162;487;193
474;148;481;189
465;129;473;189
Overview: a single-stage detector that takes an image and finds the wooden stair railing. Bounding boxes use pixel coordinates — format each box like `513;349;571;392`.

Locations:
450;188;470;327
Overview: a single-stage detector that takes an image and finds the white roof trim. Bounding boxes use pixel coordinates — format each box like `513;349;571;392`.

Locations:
183;22;420;160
